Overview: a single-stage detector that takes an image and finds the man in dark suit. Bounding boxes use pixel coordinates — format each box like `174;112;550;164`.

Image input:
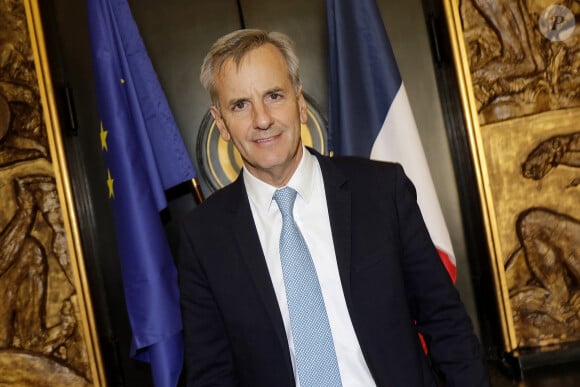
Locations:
177;29;488;386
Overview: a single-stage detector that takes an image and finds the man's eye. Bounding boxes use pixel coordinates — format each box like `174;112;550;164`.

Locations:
269;92;282;100
232;101;246;111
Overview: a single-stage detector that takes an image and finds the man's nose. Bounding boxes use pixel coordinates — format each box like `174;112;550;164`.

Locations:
252;102;274;129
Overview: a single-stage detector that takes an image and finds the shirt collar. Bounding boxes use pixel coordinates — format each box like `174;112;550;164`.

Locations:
243;145;316;213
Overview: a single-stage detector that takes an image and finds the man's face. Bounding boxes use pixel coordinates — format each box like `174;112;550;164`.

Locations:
211;43;307;187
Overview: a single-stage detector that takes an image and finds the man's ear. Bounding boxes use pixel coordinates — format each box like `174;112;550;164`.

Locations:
297;87;308;124
210;106;231;141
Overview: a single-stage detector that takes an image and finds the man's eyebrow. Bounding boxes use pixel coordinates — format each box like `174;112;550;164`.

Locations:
264;87;285;95
224;86;287;107
226;97;248;107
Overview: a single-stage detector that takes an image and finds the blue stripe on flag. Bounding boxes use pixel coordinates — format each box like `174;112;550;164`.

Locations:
327;0;402;156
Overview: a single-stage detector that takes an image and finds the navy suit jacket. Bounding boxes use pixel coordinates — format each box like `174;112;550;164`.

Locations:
177;150;488;386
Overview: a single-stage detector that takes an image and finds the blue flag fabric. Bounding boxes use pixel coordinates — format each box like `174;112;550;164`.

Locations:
326;0;457;280
327;0;400;156
87;0;196;385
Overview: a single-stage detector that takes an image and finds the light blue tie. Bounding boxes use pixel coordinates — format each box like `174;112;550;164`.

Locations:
273;187;342;387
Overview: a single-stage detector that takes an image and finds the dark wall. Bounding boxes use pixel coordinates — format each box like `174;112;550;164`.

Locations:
40;0;485;385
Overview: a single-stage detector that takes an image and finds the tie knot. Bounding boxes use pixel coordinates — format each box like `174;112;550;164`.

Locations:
273;187;297;217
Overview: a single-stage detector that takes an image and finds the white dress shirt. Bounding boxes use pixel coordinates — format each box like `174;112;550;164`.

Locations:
243;146;376;387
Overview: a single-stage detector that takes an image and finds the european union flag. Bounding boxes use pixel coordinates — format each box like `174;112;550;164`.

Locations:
87;0;196;385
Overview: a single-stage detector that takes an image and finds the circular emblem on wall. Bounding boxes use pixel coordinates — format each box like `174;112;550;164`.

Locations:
196;93;327;192
538;5;575;42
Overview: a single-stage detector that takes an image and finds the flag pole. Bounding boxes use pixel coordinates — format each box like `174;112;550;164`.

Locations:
190;177;205;204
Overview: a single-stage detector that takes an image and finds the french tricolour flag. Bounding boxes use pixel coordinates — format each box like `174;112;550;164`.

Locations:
327;0;456;282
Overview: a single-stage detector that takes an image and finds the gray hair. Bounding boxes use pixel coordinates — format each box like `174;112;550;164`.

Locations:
200;29;301;106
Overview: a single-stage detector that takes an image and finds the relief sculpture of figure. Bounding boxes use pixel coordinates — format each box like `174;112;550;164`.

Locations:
521;131;580;181
0;0;49;167
505;131;580;346
461;0;580;123
469;0;545;83
0;2;92;384
507;208;580;346
0;91;48;166
1;0;80;361
0;175;90;382
0;175;47;350
0;175;74;349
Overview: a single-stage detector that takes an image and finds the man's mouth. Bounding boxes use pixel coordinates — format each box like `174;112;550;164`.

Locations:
254;133;280;144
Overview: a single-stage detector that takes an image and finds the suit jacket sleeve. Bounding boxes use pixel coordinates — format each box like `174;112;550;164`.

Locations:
392;164;488;386
177;215;237;387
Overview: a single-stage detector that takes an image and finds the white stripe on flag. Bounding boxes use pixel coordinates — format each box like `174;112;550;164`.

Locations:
370;84;456;271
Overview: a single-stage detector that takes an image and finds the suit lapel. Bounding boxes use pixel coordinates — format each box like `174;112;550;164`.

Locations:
227;176;292;359
314;152;354;308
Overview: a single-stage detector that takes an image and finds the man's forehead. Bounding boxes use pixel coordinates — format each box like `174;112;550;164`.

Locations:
216;44;286;76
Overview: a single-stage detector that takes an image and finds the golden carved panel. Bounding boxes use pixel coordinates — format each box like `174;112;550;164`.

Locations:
460;0;580;125
0;0;105;384
445;0;580;354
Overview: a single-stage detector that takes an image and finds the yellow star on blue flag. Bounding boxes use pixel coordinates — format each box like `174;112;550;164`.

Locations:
100;121;108;151
106;168;114;198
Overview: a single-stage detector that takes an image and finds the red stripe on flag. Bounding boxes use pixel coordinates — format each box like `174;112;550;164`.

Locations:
437;248;456;284
418;331;428;355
